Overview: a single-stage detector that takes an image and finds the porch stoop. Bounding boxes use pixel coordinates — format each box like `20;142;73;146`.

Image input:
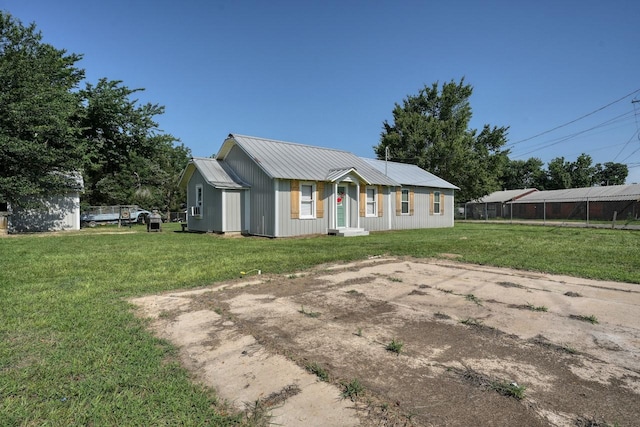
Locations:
328;228;370;237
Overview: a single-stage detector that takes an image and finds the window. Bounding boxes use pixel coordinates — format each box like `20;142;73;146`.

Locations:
366;187;377;216
193;184;203;217
300;183;315;218
401;189;409;214
433;191;441;214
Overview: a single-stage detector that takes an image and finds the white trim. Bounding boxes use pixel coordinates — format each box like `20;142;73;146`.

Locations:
221;190;226;231
299;181;316;219
336;184;348;228
244;189;250;234
388;187;392;229
274;180;279;237
193;184;203;218
365;186;377;217
355;183;360;228
401;188;410;215
433;190;442;215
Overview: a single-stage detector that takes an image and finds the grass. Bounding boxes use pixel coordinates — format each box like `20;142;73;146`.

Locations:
298;305;321;318
525;302;549;312
341;378;364;400
1;222;638;424
305;362;329;382
385;338;404;354
460;318;483;327
465;293;482;305
570;314;599;324
490;380;527;400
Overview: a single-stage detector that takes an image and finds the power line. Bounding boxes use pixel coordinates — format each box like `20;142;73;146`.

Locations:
508;88;640;147
511;111;636;158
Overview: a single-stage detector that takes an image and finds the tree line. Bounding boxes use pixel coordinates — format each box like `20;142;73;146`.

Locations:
1;11;630;211
375;79;629;202
0;11;189;214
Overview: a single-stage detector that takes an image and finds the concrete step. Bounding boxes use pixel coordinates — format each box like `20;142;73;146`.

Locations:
328;228;369;237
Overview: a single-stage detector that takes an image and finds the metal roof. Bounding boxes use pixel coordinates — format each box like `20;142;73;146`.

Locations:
218;134;398;186
361;158;459;189
510;184;640;203
473;189;538;203
180;157;249;189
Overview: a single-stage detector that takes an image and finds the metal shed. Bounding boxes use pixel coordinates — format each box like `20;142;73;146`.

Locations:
509;184;640;223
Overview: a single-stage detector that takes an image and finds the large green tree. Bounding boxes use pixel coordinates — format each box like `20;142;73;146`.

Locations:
501;157;546;190
80;78;190;213
594;162;628;186
375;79;509;201
0;12;85;207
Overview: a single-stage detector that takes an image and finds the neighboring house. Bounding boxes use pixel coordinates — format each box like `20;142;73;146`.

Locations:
509;184;640;222
8;173;84;233
179;134;458;237
465;189;539;219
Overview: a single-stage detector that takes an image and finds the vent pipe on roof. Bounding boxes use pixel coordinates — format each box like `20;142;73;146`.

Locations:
385;146;390;176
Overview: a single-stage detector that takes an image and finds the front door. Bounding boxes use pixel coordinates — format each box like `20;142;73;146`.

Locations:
337;186;347;228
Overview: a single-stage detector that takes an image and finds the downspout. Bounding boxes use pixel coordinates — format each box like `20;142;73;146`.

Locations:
273;179;279;237
356;182;361;229
388;187;392;230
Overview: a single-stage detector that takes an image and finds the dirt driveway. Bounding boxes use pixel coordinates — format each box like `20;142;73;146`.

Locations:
131;257;640;426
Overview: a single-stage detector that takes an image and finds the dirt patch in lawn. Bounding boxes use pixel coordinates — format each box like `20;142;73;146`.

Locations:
131;257;640;426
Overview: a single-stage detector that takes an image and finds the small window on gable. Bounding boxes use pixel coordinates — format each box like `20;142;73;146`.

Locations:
366;187;377;217
401;189;409;214
433;191;441;214
300;183;316;219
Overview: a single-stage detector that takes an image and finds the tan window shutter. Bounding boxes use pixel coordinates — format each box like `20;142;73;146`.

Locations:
395;189;401;216
409;188;414;216
359;184;366;217
430;192;434;215
290;180;299;219
440;192;445;215
377;186;383;217
316;182;324;218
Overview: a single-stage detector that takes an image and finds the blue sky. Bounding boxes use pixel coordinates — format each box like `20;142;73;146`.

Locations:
4;0;640;183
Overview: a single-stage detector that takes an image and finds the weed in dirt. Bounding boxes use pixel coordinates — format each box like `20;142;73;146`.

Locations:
526;302;548;312
355;327;363;337
386;338;404;354
531;335;578;354
461;368;526;400
465;294;482;305
243;400;272;426
564;291;582;297
460;318;483;326
342;379;364;400
434;311;451;320
158;310;172;319
305;362;329;382
346;289;360;295
298;305;321;318
388;276;403;282
570;314;599;324
213;307;223;315
490;381;526;400
497;281;524;289
438;288;454;294
574;415;619;427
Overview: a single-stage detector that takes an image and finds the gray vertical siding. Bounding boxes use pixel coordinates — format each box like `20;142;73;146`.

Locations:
277;180;329;237
224;145;275;236
389;187;455;230
186;168;221;232
360;187;392;232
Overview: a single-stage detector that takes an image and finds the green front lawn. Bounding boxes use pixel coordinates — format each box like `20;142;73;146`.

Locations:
1;223;638;425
